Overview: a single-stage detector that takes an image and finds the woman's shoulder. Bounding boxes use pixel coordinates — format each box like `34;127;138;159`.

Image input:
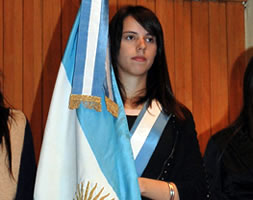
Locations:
205;127;235;155
8;109;27;135
181;105;194;119
9;109;26;122
211;127;234;145
169;106;197;138
174;105;195;126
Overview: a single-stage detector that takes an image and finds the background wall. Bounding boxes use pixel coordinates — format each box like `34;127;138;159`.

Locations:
0;0;248;160
245;0;253;60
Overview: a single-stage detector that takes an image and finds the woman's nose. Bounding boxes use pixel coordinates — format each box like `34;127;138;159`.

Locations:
136;38;146;51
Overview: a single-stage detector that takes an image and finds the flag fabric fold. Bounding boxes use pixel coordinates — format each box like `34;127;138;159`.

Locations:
34;0;141;199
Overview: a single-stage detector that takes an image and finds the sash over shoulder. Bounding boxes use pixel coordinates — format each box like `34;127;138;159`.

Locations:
130;100;171;176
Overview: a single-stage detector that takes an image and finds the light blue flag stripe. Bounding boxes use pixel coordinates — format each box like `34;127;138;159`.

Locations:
92;0;108;96
71;0;91;94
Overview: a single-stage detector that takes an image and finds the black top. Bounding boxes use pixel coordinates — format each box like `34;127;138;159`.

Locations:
15;121;36;200
127;109;210;200
204;127;253;200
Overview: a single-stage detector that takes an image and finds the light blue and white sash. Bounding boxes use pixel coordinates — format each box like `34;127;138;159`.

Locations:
130;100;171;176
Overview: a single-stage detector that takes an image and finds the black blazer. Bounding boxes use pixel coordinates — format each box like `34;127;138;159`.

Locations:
15;121;36;200
204;127;253;200
128;109;210;200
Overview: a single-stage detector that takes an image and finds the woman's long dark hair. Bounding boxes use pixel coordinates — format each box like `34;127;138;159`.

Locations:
109;6;186;119
230;57;253;138
208;57;253;193
0;91;13;175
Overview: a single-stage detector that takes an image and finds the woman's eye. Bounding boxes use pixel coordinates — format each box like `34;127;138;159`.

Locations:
145;37;155;43
126;35;135;40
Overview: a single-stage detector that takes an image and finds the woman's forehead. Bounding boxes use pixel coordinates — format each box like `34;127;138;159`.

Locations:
122;16;150;35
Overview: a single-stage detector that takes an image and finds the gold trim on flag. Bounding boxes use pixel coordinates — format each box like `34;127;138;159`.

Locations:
69;94;101;112
105;96;118;118
69;94;118;118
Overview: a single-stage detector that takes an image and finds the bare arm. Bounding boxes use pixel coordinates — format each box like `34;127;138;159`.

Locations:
138;177;180;200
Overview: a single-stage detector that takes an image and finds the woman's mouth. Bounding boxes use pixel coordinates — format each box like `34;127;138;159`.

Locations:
132;56;147;62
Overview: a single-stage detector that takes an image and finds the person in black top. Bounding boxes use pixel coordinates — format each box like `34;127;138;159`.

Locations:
204;57;253;200
109;5;209;200
0;90;36;200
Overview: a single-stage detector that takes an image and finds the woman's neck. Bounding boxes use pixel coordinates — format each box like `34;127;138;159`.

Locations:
124;99;143;116
120;74;147;100
119;74;147;115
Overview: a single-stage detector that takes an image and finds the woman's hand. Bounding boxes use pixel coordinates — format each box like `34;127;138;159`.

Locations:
138;177;180;200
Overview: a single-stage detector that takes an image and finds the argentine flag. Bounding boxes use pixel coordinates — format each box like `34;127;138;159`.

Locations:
34;0;141;199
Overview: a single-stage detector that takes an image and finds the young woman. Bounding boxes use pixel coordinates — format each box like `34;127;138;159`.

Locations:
109;6;209;200
0;91;36;199
204;57;253;200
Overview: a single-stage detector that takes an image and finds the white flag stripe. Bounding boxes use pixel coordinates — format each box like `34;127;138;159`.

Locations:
130;101;161;159
34;63;118;199
105;46;113;99
34;64;77;199
83;0;102;95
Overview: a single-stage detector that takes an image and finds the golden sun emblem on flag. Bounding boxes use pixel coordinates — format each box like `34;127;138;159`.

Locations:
74;181;115;200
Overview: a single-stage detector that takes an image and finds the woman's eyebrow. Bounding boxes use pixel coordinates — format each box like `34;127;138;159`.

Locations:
122;31;137;34
122;31;153;36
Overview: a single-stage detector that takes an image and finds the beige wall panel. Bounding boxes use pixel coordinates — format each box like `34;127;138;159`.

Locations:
3;0;23;110
137;0;155;12
245;0;253;60
42;0;62;129
156;0;175;90
191;1;211;153
174;0;193;111
118;0;136;8
23;0;43;161
109;0;118;19
209;2;229;135
62;0;80;54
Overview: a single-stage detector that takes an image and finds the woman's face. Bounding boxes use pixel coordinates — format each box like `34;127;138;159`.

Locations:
117;16;157;79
